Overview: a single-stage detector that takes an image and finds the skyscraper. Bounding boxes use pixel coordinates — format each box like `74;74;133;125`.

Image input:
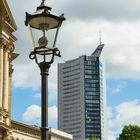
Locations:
58;43;107;140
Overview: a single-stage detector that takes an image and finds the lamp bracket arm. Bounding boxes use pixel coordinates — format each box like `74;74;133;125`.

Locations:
29;51;39;64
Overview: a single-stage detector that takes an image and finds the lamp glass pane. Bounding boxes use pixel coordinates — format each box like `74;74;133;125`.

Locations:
28;24;42;48
28;24;58;49
45;27;58;48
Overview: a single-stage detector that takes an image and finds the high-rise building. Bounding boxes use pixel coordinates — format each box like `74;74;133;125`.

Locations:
58;44;107;140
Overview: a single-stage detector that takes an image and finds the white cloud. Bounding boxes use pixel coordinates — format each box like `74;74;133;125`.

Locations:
107;130;116;140
22;100;140;139
107;107;113;119
33;93;41;99
107;100;140;139
22;105;57;127
114;100;140;127
111;88;121;94
8;0;140;22
7;0;140;90
22;105;41;122
60;21;140;80
48;106;57;125
110;81;127;94
11;20;140;89
13;61;40;89
48;0;140;21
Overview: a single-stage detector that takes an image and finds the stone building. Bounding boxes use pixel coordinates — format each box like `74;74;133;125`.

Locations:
0;0;73;140
0;0;18;139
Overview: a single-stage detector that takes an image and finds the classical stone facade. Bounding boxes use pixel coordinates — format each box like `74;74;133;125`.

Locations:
0;0;18;139
11;121;40;140
0;1;73;140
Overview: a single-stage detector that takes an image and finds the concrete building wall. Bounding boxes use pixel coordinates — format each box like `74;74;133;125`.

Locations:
99;50;107;140
58;57;86;140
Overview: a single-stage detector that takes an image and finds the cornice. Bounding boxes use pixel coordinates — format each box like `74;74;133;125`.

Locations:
0;123;10;130
11;120;40;138
3;20;17;42
0;0;17;45
11;53;19;61
0;0;17;31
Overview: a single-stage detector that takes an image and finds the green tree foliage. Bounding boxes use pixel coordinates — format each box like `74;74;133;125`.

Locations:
118;125;140;140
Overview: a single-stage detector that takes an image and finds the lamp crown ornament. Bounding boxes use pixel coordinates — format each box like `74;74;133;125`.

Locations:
42;0;45;3
40;0;45;5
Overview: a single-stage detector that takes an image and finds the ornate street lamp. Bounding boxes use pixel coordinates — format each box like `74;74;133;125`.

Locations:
25;0;65;140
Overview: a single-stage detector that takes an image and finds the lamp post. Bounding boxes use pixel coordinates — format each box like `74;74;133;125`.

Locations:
25;1;65;140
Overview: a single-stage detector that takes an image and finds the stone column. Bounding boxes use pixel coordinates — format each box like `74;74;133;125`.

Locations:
0;12;3;108
3;45;9;111
8;63;13;114
0;10;2;39
0;45;3;108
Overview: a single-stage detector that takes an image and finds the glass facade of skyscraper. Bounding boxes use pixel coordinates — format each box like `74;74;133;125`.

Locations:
84;58;101;139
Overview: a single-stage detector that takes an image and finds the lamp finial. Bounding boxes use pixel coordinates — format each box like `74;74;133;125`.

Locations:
41;0;45;5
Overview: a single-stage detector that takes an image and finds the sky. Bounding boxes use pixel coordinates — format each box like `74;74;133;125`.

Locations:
7;0;140;139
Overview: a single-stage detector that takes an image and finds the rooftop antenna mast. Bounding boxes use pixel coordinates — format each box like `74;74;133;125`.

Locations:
99;31;102;45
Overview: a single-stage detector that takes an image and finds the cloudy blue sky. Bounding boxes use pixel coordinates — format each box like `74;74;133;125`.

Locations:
7;0;140;139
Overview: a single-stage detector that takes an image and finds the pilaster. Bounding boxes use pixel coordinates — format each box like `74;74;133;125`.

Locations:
3;45;9;111
0;45;4;108
0;41;14;122
0;11;3;39
8;43;15;115
0;14;3;108
8;63;13;114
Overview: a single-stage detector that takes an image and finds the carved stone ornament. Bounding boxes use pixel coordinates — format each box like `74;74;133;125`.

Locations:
2;129;13;140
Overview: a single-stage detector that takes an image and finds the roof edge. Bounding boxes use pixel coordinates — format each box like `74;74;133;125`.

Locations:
2;0;17;31
91;43;104;58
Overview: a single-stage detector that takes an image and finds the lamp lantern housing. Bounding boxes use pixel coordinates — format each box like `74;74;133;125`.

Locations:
25;1;65;49
25;0;65;64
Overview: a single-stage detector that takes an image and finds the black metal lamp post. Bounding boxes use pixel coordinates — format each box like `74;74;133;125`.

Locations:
25;1;65;140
